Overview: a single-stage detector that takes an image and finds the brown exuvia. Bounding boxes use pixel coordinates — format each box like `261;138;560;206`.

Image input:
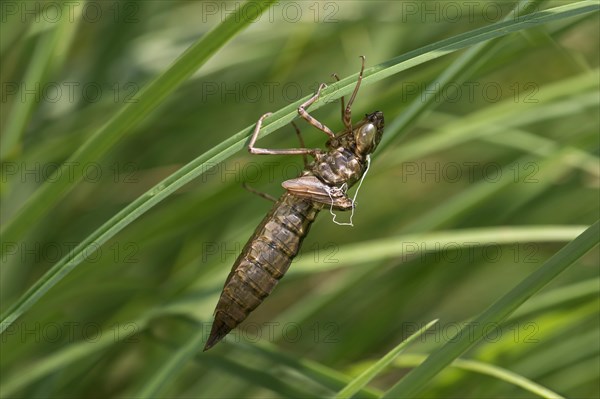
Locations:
205;57;384;351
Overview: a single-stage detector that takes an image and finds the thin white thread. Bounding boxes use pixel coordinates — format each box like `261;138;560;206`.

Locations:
328;155;371;227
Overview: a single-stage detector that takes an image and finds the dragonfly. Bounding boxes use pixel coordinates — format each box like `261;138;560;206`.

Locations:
204;56;384;351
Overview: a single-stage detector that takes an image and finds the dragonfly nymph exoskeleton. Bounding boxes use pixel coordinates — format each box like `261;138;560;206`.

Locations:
204;56;384;351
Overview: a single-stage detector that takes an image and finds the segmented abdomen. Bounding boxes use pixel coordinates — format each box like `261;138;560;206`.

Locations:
204;192;320;350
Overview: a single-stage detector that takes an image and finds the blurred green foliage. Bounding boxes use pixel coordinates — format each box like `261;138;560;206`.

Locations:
1;1;598;398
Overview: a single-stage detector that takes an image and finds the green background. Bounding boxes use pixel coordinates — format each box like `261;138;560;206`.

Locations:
1;1;598;398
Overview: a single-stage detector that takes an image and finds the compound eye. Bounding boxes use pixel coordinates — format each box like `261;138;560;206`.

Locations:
355;123;376;153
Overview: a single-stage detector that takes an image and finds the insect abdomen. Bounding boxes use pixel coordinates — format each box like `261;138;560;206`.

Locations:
204;193;320;350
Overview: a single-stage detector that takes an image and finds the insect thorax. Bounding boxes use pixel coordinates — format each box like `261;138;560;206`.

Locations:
311;146;365;187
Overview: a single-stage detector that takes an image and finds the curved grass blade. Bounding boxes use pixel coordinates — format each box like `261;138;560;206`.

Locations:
1;1;597;334
0;316;150;396
508;278;600;320
0;2;83;159
198;356;316;398
1;0;278;246
1;313;381;398
383;220;599;398
394;354;565;399
291;225;587;273
240;342;383;398
383;70;598;166
377;0;548;151
136;327;207;399
335;320;438;399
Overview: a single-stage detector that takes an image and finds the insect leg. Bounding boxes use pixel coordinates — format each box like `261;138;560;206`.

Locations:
290;121;309;167
331;73;346;130
248;112;321;156
342;56;366;132
297;83;336;139
242;182;277;202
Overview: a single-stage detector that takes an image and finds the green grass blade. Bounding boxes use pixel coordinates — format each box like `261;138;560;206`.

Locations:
240;343;383;398
0;317;150;396
2;2;597;398
292;225;587;273
0;2;81;159
482;130;600;177
395;354;565;399
377;0;548;151
136;328;207;399
383;220;599;398
1;0;596;334
335;320;438;399
509;278;600;320
199;352;316;398
383;70;598;165
0;0;278;245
